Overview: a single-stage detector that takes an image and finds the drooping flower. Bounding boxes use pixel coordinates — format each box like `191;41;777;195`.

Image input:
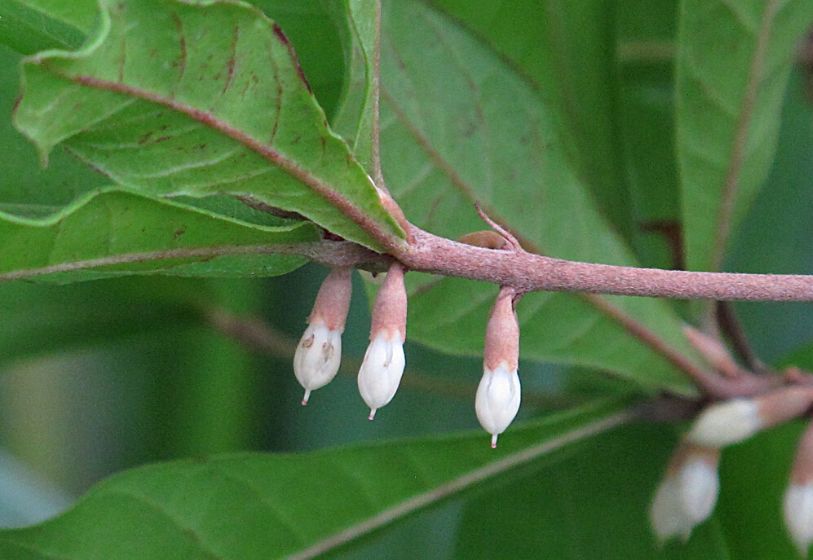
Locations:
688;387;813;448
357;262;407;420
784;421;813;555
293;267;352;405
649;442;720;543
476;287;520;448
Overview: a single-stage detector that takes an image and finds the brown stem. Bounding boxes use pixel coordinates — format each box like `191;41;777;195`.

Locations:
397;228;813;302
716;301;764;372
6;228;813;304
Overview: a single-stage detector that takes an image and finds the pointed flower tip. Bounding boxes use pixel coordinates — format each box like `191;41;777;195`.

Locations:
490;434;498;449
301;389;310;407
293;323;342;402
358;333;405;413
358;261;408;414
687;398;762;448
368;409;377;421
476;364;521;444
292;267;352;402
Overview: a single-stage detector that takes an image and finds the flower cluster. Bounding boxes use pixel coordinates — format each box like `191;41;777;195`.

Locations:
650;385;813;551
293;266;523;446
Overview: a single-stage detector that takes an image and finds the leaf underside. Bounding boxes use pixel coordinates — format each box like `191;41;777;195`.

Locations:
677;0;813;271
13;0;404;252
0;189;317;282
377;1;699;395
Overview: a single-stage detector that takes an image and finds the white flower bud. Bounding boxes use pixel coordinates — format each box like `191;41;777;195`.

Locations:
476;363;521;448
293;268;352;405
478;287;520;448
358;262;407;419
677;455;719;525
358;332;406;420
688;388;813;448
649;443;719;543
784;420;813;555
294;322;342;405
687;399;762;447
649;476;690;543
784;482;813;555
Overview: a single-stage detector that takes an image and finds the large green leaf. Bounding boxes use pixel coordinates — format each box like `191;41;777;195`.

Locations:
615;0;684;270
376;1;699;395
676;0;813;272
428;0;632;240
13;0;404;251
727;70;813;362
0;0;96;54
0;46;108;208
455;422;732;559
0;188;318;281
330;0;377;174
0;398;632;559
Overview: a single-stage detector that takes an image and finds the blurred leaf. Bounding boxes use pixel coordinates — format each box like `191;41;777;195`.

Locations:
615;0;683;269
708;343;813;560
727;70;813;362
0;398;633;559
378;1;699;395
0;189;317;281
0;0;96;54
0;278;204;365
676;0;813;271
0;46;108;207
716;423;800;560
244;0;346;118
455;422;731;559
13;0;404;251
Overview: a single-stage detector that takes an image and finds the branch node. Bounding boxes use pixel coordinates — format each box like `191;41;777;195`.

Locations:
475;203;522;252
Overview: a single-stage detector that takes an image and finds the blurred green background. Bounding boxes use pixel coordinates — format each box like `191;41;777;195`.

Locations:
1;0;813;557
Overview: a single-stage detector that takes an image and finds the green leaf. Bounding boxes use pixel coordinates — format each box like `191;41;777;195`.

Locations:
13;0;404;251
0;188;318;281
330;0;377;173
455;422;732;559
615;0;684;270
0;0;96;54
377;1;699;395
0;46;109;207
244;0;347;119
727;70;813;363
0;398;632;559
676;0;813;272
428;0;632;240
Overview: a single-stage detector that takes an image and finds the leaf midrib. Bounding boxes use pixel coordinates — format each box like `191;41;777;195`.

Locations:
37;68;397;251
